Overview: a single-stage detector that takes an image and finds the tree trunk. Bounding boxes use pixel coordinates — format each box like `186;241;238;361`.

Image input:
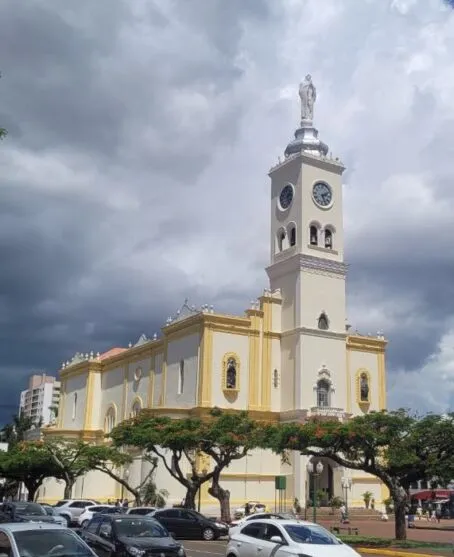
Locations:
183;486;198;510
64;479;75;499
208;479;231;523
24;482;39;502
391;487;408;540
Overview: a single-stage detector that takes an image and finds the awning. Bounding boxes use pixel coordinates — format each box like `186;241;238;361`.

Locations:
412;489;452;500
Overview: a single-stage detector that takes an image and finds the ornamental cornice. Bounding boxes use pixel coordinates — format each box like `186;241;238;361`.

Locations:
266;253;347;282
281;327;347;341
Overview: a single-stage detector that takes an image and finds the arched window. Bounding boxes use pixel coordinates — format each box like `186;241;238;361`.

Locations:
131;399;141;417
104;407;116;434
309;225;318;246
318;311;329;330
324;229;333;249
316;379;331;407
222;352;240;392
72;393;77;420
178;360;185;395
288;224;296;247
277;229;287;252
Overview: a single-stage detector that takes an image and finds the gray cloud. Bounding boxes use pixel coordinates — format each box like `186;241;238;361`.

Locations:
0;0;453;423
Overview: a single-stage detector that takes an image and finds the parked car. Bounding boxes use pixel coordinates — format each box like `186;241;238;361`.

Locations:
150;508;228;540
0;502;63;526
234;501;267;518
53;499;98;526
126;506;156;516
0;522;97;557
38;503;67;526
78;505;120;528
229;512;295;536
80;513;186;556
226;518;362;557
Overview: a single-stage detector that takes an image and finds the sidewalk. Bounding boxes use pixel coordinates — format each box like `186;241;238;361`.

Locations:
319;519;454;544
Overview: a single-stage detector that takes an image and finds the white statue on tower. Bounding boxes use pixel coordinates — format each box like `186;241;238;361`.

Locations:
299;74;317;124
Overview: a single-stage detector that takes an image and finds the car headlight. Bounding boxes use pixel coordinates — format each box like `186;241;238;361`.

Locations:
177;547;186;557
126;547;146;557
215;522;225;528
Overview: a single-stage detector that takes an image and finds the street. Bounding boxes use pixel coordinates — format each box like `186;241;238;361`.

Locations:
182;540;227;556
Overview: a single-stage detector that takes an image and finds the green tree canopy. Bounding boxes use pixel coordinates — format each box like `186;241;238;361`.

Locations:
0;442;62;501
110;408;267;521
0;414;36;448
264;410;454;540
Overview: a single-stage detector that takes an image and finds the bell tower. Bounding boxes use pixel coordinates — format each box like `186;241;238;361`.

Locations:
266;75;348;413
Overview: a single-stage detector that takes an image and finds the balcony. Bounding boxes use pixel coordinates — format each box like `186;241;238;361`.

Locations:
309;406;347;420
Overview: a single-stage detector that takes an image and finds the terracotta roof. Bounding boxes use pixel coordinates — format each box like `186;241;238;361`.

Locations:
98;348;127;361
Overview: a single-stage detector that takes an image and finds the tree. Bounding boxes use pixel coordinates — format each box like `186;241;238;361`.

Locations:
83;445;165;506
110;408;266;522
0;414;35;448
265;411;454;540
0;443;61;501
38;438;93;499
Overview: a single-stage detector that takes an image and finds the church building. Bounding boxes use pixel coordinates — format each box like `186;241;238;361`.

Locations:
41;78;387;511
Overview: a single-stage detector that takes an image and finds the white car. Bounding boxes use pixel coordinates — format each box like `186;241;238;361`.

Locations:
126;506;156;515
53;499;98;525
226;518;362;557
77;504;118;527
234;501;266;518
0;522;97;557
229;512;295;536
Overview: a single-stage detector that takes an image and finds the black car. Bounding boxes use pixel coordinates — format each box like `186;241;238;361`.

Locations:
151;508;227;540
80;513;186;557
0;502;57;524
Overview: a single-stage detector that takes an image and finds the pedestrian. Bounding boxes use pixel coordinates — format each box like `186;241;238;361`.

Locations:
244;503;250;516
122;498;129;509
339;504;346;523
107;499;112;505
115;499;121;507
435;507;442;523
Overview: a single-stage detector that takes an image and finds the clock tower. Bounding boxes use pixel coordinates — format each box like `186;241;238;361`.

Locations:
266;76;348;415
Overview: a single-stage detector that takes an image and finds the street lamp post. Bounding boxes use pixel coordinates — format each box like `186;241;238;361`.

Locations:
341;476;352;522
306;461;324;523
197;468;208;513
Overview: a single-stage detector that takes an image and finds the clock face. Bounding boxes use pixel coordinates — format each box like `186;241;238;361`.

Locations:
312;182;333;208
279;184;294;210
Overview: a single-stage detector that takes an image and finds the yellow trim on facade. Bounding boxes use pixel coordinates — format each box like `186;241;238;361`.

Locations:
58;380;67;429
347;334;387;354
198;324;213;406
83;370;99;430
161;339;168;407
345;348;351;413
260;298;272;411
246;309;261;410
147;355;155;408
378;352;387;410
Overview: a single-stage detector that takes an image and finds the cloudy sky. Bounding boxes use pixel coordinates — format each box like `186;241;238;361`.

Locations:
0;0;454;424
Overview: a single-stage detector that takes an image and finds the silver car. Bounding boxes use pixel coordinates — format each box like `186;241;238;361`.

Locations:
0;522;97;557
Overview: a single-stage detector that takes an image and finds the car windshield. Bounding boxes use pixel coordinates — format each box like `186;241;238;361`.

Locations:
13;529;93;556
14;503;47;516
284;524;342;545
114;518;168;538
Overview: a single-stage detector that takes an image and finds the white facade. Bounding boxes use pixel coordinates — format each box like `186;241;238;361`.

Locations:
41;87;388;512
19;374;60;426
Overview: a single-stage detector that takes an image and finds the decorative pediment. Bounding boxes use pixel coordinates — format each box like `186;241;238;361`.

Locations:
134;333;149;347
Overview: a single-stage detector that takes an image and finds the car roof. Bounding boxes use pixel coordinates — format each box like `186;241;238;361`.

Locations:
96;513;160;519
0;523;67;533
241;518;313;526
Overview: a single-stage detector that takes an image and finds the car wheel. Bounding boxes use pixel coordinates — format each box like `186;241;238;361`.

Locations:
81;520;89;528
202;527;215;541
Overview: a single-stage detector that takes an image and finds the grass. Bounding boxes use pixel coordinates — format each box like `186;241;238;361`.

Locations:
339;535;454;549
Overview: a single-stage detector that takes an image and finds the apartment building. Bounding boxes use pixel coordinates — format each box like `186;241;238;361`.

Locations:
19;374;60;426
